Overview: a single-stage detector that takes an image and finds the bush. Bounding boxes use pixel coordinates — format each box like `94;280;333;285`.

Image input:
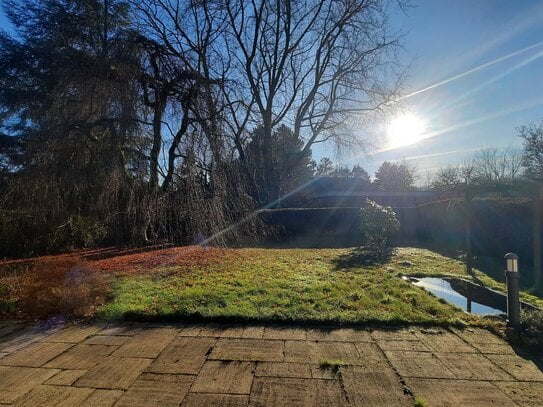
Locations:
359;199;400;249
0;211;107;258
0;258;109;319
60;215;108;249
520;308;543;351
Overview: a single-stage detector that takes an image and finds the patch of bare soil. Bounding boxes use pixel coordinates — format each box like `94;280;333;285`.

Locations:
0;245;239;320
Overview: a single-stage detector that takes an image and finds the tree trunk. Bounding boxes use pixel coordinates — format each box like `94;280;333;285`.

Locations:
262;113;276;203
162;107;189;192
149;101;164;191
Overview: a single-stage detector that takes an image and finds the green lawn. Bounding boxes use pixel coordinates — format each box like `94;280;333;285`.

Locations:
98;247;498;326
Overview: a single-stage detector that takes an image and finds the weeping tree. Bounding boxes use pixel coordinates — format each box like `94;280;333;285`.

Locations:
132;0;261;244
0;0;145;253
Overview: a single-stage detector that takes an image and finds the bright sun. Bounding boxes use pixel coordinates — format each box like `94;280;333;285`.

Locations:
387;113;426;149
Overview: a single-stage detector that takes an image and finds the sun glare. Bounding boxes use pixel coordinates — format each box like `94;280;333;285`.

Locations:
387;113;426;149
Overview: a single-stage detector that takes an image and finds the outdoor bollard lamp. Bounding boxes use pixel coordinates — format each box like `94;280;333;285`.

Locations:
504;253;520;329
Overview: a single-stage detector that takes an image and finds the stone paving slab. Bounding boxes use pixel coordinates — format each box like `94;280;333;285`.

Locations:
0;325;60;354
375;339;430;352
384;350;456;379
255;362;312;379
0;322;541;406
38;325;102;343
467;341;519;355
406;378;517;406
414;330;478;353
113;332;174;358
83;334;129;346
342;366;412;406
485;354;543;381
306;328;372;342
191;360;255;394
0;322;24;339
435;352;514;381
44;369;87;386
494;381;543;406
209;338;284;362
0;341;73;368
97;323;143;337
176;325;205;337
43;344;116;369
181;393;249;406
263;327;307;340
249;377;316;407
138;325;178;337
13;385;93;407
115;373;194;406
146;336;215;375
79;389;124;407
239;326;265;339
0;366;60;404
354;341;394;365
284;340;360;364
198;323;246;338
451;327;506;344
75;356;153;389
315;379;350;406
370;328;418;341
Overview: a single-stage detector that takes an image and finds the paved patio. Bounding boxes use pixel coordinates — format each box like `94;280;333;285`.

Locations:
0;321;542;406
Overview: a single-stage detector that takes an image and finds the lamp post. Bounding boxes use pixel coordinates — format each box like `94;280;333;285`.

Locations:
504;253;520;329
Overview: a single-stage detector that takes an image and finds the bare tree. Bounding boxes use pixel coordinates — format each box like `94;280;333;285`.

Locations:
134;0;404;202
431;166;462;191
518;121;543;180
470;147;523;184
132;0;265;242
222;0;404;200
432;146;523;191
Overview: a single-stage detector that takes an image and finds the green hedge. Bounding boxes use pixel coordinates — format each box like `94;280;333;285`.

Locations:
258;208;363;247
411;199;537;262
258;199;541;265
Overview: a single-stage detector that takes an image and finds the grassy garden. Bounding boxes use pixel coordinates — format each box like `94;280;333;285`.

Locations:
98;247;479;325
4;245;541;328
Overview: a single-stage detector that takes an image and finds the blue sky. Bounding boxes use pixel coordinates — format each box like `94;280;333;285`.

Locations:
335;0;543;178
0;7;7;34
1;1;543;181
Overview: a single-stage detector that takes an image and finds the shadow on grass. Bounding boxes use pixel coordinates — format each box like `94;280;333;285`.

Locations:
331;246;394;270
110;309;467;329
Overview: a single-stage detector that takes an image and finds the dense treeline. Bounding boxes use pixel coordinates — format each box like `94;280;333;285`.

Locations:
0;0;403;256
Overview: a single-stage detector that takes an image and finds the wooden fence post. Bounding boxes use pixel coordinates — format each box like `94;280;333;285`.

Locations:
534;185;542;291
465;186;473;277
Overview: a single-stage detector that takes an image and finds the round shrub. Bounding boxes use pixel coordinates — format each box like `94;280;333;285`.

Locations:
359;199;400;249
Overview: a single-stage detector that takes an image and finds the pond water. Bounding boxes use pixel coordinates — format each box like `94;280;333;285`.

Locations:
412;277;504;315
